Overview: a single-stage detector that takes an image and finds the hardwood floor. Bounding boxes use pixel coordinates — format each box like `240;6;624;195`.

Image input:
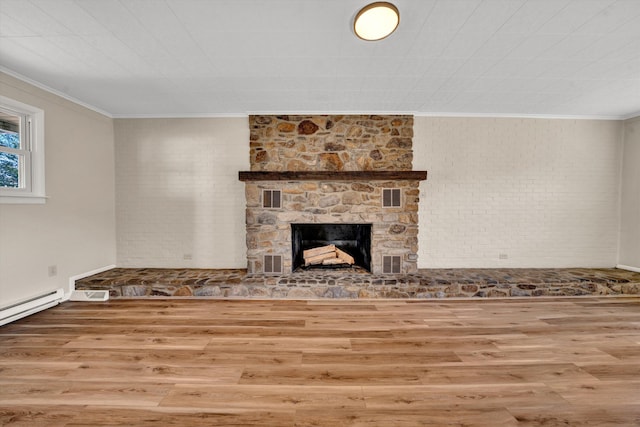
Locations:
1;297;639;426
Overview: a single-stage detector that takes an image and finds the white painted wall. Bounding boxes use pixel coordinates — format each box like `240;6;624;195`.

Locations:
618;116;640;269
414;117;622;268
0;72;116;305
114;118;249;268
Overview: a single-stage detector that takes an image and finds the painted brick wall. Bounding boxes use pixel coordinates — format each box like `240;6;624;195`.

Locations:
619;116;640;269
114;118;249;268
413;117;623;268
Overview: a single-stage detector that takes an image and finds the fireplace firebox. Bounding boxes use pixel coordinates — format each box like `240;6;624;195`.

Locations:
291;223;372;272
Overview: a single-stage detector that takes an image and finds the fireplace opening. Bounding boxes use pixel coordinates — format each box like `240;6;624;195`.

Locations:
291;223;372;272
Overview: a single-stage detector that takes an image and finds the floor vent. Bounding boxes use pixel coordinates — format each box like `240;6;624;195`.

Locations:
0;288;64;326
70;290;110;302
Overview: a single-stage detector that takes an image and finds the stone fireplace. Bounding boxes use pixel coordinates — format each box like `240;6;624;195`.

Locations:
239;115;427;275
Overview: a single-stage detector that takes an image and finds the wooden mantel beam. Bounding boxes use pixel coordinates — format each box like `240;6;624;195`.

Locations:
238;170;427;182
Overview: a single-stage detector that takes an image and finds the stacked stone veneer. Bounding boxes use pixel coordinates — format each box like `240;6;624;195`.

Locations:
245;179;420;274
249;115;414;171
244;114;420;275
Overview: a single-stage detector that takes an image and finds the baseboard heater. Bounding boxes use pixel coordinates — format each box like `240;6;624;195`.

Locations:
0;288;64;327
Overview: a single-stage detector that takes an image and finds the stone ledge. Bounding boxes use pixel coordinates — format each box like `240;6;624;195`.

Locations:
76;268;640;299
239;171;428;182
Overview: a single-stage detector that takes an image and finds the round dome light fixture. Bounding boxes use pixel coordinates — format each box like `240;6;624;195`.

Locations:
354;2;400;41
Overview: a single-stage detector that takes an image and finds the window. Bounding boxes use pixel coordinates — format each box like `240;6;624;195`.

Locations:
0;96;45;204
382;188;401;208
263;189;281;209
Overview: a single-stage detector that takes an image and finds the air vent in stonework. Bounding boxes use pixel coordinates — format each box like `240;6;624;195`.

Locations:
382;188;401;208
382;255;402;274
263;189;281;209
264;255;283;274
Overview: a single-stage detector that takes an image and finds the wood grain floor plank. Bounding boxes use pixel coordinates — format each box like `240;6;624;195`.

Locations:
160;384;366;410
0;380;171;407
595;344;640;360
239;365;424;386
547;380;640;405
204;337;352;353
455;346;620;364
418;363;600;385
360;383;565;409
349;337;501;353
509;404;640;426
293;408;519;427
0;361;242;384
0;347;303;366
0;405;296;427
63;335;211;350
573;362;640;380
301;350;461;365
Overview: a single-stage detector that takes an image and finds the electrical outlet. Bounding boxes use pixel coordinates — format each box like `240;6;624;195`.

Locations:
183;254;193;260
48;265;57;277
499;253;508;260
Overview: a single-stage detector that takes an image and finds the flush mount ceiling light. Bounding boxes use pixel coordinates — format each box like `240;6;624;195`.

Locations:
354;2;400;41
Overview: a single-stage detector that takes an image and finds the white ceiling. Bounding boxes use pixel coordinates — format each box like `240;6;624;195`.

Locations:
1;0;639;118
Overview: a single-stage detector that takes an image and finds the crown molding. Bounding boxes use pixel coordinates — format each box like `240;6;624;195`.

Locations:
112;112;248;119
413;111;624;121
621;111;640;121
0;67;113;118
1;67;635;121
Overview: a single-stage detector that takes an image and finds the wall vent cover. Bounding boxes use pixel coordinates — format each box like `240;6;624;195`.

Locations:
382;255;402;274
264;255;283;274
382;188;401;207
263;189;282;208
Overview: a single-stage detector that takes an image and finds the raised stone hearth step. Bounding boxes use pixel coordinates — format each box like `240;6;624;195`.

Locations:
75;268;640;299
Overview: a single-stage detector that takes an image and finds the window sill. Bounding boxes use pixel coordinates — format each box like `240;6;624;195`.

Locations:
0;194;47;204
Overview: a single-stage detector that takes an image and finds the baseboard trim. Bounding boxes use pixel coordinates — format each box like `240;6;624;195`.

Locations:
65;265;116;301
616;264;640;273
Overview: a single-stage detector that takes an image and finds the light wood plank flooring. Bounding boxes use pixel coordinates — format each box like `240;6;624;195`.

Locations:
1;297;640;426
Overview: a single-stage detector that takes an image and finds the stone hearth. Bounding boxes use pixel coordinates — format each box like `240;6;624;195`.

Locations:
75;268;640;299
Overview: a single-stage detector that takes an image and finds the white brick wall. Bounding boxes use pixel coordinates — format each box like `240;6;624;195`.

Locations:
619;116;640;269
414;117;623;268
114;118;249;268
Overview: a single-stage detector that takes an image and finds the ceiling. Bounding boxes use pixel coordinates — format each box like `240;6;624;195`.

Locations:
1;0;639;119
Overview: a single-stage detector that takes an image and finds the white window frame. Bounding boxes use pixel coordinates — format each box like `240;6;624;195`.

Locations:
0;96;45;204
